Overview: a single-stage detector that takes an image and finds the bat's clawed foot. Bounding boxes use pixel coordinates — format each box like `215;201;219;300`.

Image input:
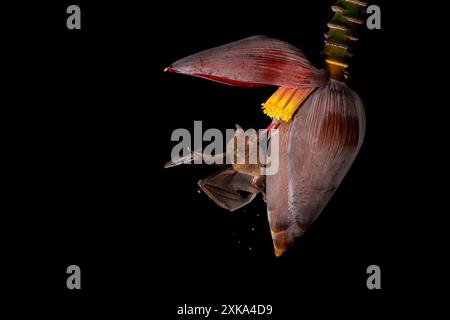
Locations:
251;175;266;201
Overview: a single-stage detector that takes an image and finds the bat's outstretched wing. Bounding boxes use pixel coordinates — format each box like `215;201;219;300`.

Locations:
164;150;225;168
198;169;263;212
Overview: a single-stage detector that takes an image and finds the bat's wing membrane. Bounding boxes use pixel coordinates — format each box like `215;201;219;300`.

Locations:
198;169;261;212
164;150;226;168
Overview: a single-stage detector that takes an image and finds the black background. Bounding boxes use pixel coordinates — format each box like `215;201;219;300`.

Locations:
4;0;449;317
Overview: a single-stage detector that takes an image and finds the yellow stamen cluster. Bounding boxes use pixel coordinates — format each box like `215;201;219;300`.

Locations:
261;87;315;122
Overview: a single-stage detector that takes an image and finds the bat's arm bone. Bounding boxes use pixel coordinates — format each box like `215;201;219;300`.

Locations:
164;150;225;168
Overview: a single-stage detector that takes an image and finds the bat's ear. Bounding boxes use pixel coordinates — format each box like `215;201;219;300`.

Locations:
234;124;244;135
227;124;259;151
165;36;327;88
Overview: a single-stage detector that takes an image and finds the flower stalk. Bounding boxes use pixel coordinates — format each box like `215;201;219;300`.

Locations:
324;0;368;80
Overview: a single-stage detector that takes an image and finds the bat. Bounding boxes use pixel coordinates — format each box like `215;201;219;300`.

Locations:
165;125;266;212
